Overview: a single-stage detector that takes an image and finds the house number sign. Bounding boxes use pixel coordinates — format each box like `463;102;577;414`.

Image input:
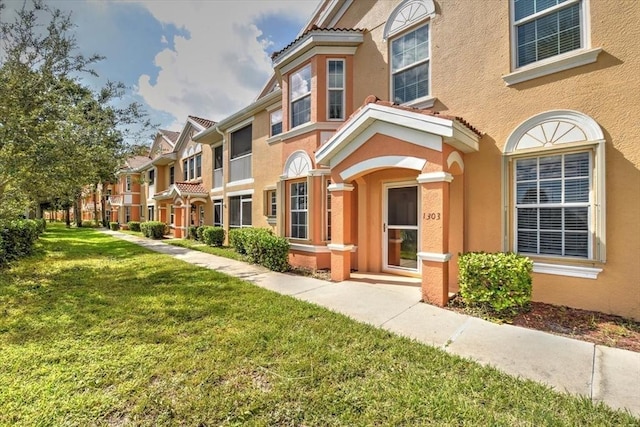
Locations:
424;212;441;220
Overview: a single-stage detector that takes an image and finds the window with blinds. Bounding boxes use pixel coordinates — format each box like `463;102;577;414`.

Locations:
513;0;583;68
515;151;591;258
391;24;429;104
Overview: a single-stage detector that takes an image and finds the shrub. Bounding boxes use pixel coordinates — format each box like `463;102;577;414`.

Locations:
188;226;201;240
140;221;166;239
201;226;225;247
458;252;533;314
239;228;290;272
0;219;42;269
128;221;141;232
228;228;248;254
196;226;206;242
109;222;120;231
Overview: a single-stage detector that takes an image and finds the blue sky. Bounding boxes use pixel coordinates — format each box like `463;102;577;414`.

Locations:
3;0;320;140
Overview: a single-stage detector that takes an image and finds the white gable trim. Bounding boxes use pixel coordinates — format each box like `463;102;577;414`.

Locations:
340;156;427;181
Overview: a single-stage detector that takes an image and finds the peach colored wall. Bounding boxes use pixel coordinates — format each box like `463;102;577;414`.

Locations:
327;0;640;318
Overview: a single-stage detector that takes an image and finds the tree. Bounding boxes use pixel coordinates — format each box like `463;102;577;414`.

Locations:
0;0;155;223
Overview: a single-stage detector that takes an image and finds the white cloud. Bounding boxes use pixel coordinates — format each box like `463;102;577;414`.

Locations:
134;0;320;128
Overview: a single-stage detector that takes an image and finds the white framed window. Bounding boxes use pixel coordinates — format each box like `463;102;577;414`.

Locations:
195;154;202;179
170;205;175;225
125;175;132;192
148;169;155;185
325;178;332;241
229;195;252;228
327;59;344;120
183;160;188;181
148;206;154;221
512;0;585;68
230;124;252;182
290;181;307;239
213;145;223;188
504;110;606;275
125;206;131;223
290;64;311;128
213;199;223;227
514;152;591;258
270;109;283;136
265;189;277;218
390;24;429;104
169;165;175;185
199;205;205;226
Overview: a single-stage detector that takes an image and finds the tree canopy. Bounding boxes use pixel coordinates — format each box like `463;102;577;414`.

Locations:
0;0;154;221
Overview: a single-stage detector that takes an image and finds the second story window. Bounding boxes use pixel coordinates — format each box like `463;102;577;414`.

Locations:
391;24;429;104
125;175;132;192
169;165;175;185
290;65;311;128
183;160;188;181
513;0;583;68
149;169;155;185
230;124;252;182
327;59;345;120
189;158;195;180
270;109;283;136
213;145;223;188
195;154;202;178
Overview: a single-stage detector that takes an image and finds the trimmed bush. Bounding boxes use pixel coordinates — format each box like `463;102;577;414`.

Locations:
0;219;42;269
128;221;141;232
458;252;533;314
188;226;201;240
109;222;120;231
228;228;249;254
196;226;206;242
201;226;225;247
140;221;166;239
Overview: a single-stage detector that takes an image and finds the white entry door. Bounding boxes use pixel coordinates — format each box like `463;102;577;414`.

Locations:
383;183;419;272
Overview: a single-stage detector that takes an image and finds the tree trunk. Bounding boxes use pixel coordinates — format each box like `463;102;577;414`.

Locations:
65;207;71;228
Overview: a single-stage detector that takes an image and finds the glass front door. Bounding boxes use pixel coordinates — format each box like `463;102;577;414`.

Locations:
384;185;419;271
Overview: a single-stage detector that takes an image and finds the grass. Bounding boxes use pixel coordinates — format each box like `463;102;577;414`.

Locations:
0;224;637;426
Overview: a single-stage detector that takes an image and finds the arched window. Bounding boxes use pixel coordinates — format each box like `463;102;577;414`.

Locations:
283;151;312;240
383;0;436;106
504;110;605;270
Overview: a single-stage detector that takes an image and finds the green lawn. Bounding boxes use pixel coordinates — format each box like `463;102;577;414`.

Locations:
0;225;636;426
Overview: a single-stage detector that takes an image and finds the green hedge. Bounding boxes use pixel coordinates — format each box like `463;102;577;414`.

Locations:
140;221;166;240
109;222;120;231
458;252;533;314
201;226;225;247
127;221;141;232
0;219;44;269
229;228;289;272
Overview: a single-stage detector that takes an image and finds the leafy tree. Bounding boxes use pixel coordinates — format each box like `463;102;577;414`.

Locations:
0;0;155;223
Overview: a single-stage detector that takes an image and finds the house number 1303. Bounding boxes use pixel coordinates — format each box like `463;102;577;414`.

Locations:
424;212;441;220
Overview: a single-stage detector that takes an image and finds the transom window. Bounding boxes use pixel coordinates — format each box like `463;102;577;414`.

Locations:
290;182;307;239
515;152;591;258
290;65;311;128
391;24;429;104
327;59;344;120
513;0;583;68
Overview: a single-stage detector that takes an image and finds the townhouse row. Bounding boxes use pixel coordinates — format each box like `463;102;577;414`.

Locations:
82;0;639;320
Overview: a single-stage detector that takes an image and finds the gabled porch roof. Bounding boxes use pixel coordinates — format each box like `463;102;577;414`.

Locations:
315;96;481;169
153;182;208;200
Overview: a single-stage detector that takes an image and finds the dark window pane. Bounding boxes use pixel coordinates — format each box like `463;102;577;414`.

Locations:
231;125;252;159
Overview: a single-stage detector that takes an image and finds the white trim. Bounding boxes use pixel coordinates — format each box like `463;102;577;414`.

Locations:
417;171;453;183
210;187;223;193
340;156;427;181
210;195;224;201
533;262;602;279
383;182;421;273
308;168;331;177
275;37;362;74
389;22;431;105
327;243;354;252
405;95;436;109
289;243;331;253
417;252;452;263
327;183;355;192
503;47;602;86
267;121;342;145
227;117;254;134
226;189;254;197
226;178;255;188
283;150;313;179
447;151;464;173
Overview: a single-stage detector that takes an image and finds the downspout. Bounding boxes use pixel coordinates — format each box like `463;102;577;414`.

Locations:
214;125;227;240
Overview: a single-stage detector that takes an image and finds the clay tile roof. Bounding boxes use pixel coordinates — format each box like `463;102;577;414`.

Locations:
125;155;152;170
159;129;180;144
358;95;482;137
175;181;208;195
188;115;216;129
271;26;365;61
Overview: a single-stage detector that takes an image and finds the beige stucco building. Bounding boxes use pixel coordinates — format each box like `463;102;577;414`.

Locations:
108;0;639;320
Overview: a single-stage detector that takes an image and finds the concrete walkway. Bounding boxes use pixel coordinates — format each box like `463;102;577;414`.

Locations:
103;230;640;417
